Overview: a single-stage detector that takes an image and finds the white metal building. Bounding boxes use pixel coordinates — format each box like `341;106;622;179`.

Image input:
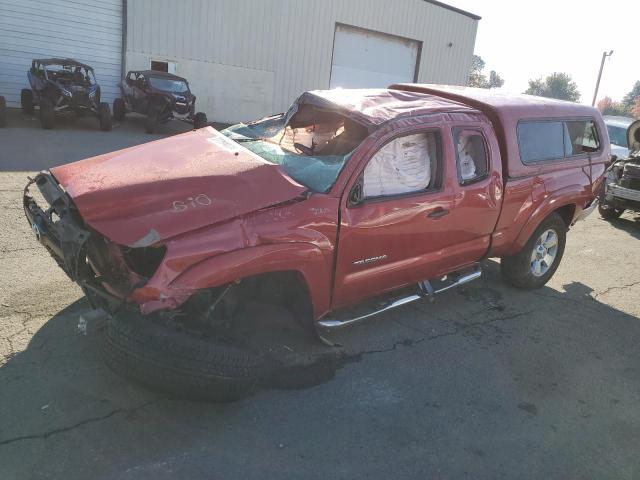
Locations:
0;0;479;123
0;0;123;107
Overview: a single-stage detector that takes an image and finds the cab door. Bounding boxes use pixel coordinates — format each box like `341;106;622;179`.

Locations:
444;121;503;263
332;124;458;309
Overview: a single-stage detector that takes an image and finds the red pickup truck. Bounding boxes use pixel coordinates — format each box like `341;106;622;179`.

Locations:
24;85;608;398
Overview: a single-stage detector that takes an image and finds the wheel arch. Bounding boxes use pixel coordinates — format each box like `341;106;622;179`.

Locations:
139;243;332;321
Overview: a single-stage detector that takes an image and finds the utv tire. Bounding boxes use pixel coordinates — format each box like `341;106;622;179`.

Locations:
145;104;160;133
21;89;34;115
598;204;624;220
103;313;269;402
98;102;112;131
0;96;6;128
39;99;55;129
193;111;207;129
113;98;125;121
500;213;567;289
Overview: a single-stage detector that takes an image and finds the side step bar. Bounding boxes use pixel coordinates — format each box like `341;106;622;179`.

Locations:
318;267;481;330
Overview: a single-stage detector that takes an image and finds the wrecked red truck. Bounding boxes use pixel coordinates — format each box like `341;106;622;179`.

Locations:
24;85;608;398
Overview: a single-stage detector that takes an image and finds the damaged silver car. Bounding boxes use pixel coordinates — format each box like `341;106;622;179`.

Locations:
599;120;640;220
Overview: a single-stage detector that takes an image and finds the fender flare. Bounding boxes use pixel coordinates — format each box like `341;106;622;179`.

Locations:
508;186;581;255
141;242;333;318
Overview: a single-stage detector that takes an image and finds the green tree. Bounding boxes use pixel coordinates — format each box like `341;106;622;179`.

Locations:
622;81;640;110
524;72;580;102
467;55;505;89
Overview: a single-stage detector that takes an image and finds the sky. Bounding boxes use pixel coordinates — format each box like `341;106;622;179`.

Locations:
445;0;638;105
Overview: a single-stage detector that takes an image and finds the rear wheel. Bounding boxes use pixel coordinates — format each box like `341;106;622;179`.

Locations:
21;89;34;115
0;96;6;128
98;102;112;131
598;204;624;220
500;213;567;289
39;98;55;129
193;111;207;129
103;313;270;402
113;98;125;121
145;104;161;133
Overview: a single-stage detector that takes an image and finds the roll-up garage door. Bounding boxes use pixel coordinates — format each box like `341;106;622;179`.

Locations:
0;0;123;107
330;24;420;89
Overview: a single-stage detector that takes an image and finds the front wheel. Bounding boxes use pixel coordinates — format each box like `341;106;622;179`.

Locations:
98;102;112;131
39;98;55;129
113;98;125;121
500;213;567;289
193;111;207;129
21;89;34;115
145;104;160;134
598;203;624;220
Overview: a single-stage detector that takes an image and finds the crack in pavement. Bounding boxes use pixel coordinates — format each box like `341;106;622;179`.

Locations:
593;281;640;299
0;397;165;447
359;309;534;356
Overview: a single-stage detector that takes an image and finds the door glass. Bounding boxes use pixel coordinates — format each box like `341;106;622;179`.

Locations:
363;132;439;198
454;129;488;184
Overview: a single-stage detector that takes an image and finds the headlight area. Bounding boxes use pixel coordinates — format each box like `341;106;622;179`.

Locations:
24;172;167;313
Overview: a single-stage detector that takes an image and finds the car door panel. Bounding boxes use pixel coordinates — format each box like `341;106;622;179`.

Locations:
332;125;458;309
331;118;502;310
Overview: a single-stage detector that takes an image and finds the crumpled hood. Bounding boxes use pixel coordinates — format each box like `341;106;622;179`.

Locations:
51;127;307;247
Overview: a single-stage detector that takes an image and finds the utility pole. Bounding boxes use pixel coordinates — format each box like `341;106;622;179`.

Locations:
592;50;613;106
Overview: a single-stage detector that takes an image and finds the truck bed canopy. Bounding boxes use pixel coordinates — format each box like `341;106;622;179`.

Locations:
390;84;602;175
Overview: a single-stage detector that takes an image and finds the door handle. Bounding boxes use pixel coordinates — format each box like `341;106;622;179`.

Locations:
428;208;449;219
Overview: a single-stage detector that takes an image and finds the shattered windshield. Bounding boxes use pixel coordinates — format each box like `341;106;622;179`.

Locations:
148;77;188;93
221;106;369;193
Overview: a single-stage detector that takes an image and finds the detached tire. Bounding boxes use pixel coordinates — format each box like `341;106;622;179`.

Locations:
39;98;55;129
98;102;112;131
113;98;125;121
193;111;207;129
103;313;269;402
21;89;34;114
0;96;6;128
500;213;567;289
598;204;624;220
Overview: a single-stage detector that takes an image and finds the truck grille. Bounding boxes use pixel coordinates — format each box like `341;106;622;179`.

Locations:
72;91;88;104
175;102;189;114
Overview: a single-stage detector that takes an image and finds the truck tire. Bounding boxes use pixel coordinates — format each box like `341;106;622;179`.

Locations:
193;111;207;129
39;98;55;129
500;213;567;289
113;98;126;121
103;313;269;402
145;104;160;133
598;204;624;220
98;102;112;131
21;89;34;115
0;96;6;128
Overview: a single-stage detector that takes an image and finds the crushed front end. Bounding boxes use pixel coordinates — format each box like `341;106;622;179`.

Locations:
23;172;164;313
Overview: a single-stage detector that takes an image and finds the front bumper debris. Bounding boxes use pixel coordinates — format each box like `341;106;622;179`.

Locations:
23;172;91;280
606;184;640;203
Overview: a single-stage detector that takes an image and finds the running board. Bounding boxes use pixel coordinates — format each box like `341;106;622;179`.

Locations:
318;267;481;330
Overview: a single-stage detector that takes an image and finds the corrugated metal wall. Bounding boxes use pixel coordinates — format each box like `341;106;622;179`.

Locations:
126;0;478;123
0;0;123;107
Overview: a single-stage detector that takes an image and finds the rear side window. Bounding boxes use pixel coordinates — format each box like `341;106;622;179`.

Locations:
517;121;565;162
564;120;600;155
518;119;601;163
